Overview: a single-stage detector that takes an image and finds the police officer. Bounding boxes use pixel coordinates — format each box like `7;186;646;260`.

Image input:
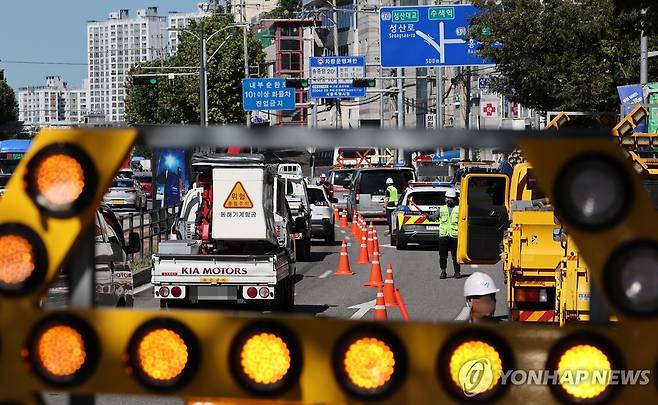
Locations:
429;188;460;279
383;177;398;235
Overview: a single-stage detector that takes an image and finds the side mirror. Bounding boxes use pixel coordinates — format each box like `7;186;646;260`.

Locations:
127;232;141;254
294;217;306;232
329;197;338;203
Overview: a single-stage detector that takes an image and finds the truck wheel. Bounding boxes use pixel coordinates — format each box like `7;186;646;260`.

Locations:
296;239;306;261
285;276;295;311
325;229;335;245
304;237;311;259
274;277;294;312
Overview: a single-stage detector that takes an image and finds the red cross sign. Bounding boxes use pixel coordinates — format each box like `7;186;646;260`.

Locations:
483;103;497;117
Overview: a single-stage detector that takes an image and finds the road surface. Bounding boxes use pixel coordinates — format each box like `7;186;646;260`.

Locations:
43;224;507;404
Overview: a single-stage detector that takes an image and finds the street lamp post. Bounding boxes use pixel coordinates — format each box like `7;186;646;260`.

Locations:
169;23;247;127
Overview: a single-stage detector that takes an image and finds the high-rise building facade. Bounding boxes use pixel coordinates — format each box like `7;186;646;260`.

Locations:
87;7;167;122
167;3;216;54
18;76;68;126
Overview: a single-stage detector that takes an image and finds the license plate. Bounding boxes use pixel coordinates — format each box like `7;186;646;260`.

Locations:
426;226;439;231
372;196;384;202
112;199;124;204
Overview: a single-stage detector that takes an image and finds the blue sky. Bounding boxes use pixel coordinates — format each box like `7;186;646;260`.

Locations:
1;1;203;91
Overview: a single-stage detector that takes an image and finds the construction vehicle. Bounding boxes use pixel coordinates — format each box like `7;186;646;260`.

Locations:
153;154;298;310
459;110;649;325
456;113;590;324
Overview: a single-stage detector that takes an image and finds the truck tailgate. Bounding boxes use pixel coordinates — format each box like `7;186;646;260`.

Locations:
153;252;292;284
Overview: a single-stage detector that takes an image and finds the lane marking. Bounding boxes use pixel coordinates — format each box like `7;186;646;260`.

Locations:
379;243;393;248
134;282;153;295
349;299;376;319
318;270;333;279
470;264;479;268
345;236;351;241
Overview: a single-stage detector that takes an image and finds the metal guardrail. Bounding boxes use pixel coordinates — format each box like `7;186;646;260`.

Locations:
117;204;180;259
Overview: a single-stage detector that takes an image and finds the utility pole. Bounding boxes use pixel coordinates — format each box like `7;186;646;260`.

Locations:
436;67;443;129
641;9;648;86
242;0;251;127
199;20;207;127
333;0;342;129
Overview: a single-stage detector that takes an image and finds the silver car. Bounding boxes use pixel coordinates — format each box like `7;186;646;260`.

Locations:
307;185;337;244
104;178;147;211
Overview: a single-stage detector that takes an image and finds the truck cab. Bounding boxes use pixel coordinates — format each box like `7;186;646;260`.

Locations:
153;154;297;311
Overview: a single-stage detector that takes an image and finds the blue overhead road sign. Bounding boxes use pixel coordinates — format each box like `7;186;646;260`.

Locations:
242;78;296;111
379;4;492;68
309;56;366;99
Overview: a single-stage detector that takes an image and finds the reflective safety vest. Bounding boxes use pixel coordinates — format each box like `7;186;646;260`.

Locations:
439;205;459;238
386;185;398;208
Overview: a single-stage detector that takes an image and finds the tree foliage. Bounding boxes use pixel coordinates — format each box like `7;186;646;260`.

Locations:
614;0;658;36
125;14;265;125
471;0;658;112
0;80;18;125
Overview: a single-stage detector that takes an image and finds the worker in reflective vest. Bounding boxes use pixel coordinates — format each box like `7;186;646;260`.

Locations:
428;188;460;279
384;178;398;235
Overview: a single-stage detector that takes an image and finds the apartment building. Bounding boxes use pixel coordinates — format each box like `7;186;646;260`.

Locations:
87;7;167;123
167;2;216;54
18;76;68;126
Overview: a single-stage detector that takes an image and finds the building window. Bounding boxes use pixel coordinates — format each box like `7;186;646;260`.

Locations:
280;53;301;71
280;39;301;51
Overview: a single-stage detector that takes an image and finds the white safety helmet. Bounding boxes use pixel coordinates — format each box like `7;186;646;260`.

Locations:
320;173;327;178
386;177;394;185
445;188;457;199
463;272;499;297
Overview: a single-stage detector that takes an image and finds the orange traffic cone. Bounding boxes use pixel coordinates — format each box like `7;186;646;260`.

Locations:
383;264;398;307
372;227;380;255
357;235;370;264
373;286;388;320
351;213;359;236
334;206;340;222
339;209;348;228
366;224;374;258
364;250;384;288
394;289;410;321
335;240;354;276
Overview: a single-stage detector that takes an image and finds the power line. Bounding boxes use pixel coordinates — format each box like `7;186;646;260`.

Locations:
0;59;87;66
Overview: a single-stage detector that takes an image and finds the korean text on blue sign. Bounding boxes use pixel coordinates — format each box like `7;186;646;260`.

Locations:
309;56;366;99
617;84;646;133
242;78;296;111
379;4;492;68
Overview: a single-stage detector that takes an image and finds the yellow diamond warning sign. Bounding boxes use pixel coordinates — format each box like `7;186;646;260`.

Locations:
223;181;254;208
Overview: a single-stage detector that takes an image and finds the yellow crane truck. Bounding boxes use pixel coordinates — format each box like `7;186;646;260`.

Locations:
458;107;656;325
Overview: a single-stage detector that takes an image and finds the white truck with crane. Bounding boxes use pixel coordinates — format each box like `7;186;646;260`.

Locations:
152;154;298;310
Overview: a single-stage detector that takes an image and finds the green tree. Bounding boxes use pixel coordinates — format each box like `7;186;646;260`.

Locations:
0;80;18;125
125;14;265;125
470;0;657;112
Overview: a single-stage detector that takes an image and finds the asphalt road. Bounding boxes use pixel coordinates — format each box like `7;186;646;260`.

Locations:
42;223;507;404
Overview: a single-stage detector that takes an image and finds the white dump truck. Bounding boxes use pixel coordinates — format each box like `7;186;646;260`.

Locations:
153;154;298;310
